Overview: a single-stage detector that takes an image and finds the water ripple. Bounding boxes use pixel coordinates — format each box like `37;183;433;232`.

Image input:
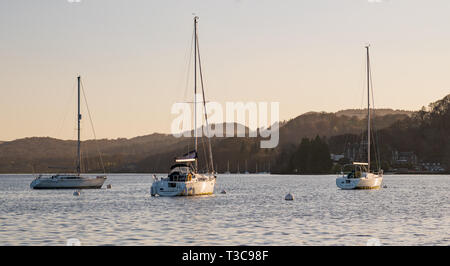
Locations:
0;174;449;245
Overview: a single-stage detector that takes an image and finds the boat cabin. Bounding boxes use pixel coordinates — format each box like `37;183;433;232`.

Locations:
341;163;368;179
168;163;195;182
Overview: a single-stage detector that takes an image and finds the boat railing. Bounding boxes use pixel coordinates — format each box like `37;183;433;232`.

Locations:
372;169;384;175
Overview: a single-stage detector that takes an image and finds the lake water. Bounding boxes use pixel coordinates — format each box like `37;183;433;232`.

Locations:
0;174;448;246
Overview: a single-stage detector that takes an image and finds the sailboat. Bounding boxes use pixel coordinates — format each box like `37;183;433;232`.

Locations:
336;46;383;190
255;162;267;174
244;160;249;174
150;16;216;197
224;160;231;174
30;76;107;189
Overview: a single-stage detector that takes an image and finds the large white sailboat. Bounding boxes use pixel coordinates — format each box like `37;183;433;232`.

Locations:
150;17;216;197
336;46;383;190
30;76;106;189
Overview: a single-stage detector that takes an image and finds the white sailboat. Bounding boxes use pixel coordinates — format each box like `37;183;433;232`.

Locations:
336;46;383;190
224;160;231;174
244;160;249;174
150;16;216;197
30;76;106;189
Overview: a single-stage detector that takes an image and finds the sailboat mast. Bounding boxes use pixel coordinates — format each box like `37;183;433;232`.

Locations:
194;16;198;171
76;76;81;174
195;17;215;174
366;46;371;171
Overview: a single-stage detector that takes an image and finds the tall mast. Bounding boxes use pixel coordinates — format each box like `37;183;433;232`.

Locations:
194;16;198;171
76;76;81;174
366;46;371;171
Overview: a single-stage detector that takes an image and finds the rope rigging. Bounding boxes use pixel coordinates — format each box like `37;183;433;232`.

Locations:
369;56;381;172
195;24;215;174
80;79;106;173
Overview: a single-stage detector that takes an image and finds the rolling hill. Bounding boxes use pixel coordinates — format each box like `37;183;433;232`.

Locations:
0;108;413;173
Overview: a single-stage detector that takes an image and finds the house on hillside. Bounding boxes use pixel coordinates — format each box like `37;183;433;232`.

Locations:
330;153;345;162
421;162;445;172
391;150;418;165
344;140;368;162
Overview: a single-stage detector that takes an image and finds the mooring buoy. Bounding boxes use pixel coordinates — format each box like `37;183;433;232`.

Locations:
285;193;294;201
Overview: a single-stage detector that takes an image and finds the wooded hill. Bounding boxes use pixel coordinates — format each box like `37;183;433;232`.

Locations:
0;106;416;173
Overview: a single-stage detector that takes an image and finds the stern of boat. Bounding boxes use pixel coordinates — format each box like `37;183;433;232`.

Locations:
336;176;360;190
151;180;186;197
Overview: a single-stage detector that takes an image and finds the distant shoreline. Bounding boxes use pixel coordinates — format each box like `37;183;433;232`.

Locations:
388;171;450;175
1;172;449;175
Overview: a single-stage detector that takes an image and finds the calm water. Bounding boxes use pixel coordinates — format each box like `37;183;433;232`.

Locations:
0;174;448;246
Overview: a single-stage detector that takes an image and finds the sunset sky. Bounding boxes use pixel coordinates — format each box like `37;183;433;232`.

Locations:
1;0;449;141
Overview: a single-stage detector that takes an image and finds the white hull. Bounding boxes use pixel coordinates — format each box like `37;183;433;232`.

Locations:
151;174;216;197
336;172;383;190
30;175;106;189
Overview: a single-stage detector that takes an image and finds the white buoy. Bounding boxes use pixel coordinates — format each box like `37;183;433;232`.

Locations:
221;190;227;194
73;190;81;196
285;193;294;201
106;184;112;189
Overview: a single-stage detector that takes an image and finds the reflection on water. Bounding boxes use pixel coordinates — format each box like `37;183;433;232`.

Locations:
0;174;448;245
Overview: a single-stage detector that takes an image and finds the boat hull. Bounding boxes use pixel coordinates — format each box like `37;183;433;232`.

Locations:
151;175;216;197
336;173;383;190
30;176;106;189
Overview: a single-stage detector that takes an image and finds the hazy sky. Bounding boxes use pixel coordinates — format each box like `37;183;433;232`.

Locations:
1;0;449;141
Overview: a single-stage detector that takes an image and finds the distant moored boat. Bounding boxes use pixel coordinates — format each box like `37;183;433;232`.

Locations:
150;17;216;197
336;46;383;190
30;76;106;189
